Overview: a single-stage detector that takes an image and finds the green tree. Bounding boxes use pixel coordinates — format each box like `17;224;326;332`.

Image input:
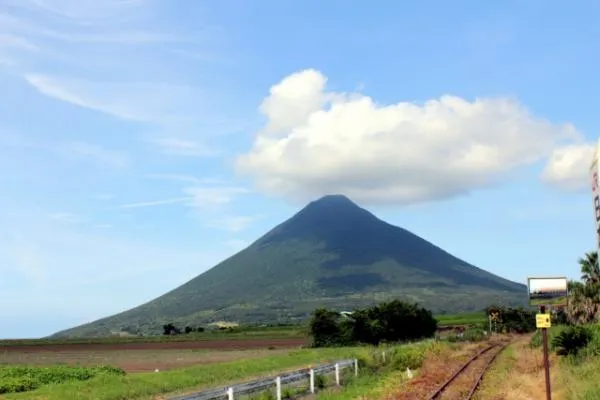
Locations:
579;251;600;285
309;308;342;347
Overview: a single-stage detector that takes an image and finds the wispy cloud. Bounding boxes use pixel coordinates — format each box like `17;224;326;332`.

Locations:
60;141;129;168
116;186;250;210
48;212;85;224
0;132;129;168
148;138;221;157
145;173;225;185
116;197;191;209
1;1;229;158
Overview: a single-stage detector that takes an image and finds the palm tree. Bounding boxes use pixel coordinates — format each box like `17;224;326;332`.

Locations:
578;251;600;285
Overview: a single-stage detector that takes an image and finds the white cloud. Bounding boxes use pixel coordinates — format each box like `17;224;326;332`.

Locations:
24;74;194;124
237;69;583;205
541;143;596;191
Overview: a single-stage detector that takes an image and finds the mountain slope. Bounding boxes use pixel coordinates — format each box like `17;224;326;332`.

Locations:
52;195;526;338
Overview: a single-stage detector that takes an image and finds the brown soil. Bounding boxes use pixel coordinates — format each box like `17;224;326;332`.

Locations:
0;338;307;353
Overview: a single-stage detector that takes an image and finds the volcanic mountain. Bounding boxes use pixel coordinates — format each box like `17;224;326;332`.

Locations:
52;195;526;338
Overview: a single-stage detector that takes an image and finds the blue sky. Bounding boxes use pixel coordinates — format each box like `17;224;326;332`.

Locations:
1;0;599;338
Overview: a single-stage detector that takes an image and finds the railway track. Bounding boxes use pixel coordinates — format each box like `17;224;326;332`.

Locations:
426;341;509;400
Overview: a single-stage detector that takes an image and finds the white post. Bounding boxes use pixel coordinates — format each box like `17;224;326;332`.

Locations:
335;363;340;385
354;358;358;377
275;376;282;400
309;369;315;393
382;351;386;363
227;387;234;400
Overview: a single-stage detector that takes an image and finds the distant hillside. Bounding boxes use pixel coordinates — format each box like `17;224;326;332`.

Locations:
51;195;526;338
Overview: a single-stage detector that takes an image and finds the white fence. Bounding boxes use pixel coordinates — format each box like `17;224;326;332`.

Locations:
168;358;358;400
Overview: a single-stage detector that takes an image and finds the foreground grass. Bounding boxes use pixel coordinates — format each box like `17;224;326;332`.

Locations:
1;340;444;400
549;324;600;400
0;346;384;400
316;340;447;400
0;365;124;395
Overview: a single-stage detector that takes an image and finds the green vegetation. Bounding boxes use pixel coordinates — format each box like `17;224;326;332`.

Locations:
52;195;525;338
309;300;437;347
485;305;536;333
525;251;600;399
435;311;487;326
316;340;447;400
0;365;125;394
0;325;306;346
1;342;438;400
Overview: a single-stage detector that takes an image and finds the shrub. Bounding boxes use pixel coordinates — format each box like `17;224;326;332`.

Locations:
0;364;126;394
309;300;437;347
552;326;593;356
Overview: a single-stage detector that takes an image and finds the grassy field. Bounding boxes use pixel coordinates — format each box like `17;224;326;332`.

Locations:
529;296;568;306
474;323;600;399
434;311;487;327
0;325;307;346
0;341;441;400
0;347;295;372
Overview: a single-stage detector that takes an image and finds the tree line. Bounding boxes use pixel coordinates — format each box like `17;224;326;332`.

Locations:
162;323;205;335
308;299;438;347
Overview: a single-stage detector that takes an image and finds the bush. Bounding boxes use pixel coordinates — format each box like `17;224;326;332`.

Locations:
552;326;593;356
0;364;126;394
309;300;437;347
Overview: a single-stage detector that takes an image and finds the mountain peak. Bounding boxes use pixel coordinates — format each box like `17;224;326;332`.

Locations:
304;194;361;212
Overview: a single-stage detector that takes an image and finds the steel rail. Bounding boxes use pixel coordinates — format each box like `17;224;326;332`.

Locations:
427;341;508;400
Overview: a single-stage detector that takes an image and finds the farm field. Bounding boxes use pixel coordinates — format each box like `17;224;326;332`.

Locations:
0;311;486;349
0;346;297;373
0;343;431;400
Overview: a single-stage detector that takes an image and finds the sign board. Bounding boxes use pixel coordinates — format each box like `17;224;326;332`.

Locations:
591;139;600;253
528;277;568;306
536;313;551;329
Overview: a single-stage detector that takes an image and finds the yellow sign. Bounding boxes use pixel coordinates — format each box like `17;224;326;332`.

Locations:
536;313;551;329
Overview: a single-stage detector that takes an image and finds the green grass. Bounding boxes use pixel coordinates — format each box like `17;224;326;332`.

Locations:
0;365;125;394
529;296;568;306
434;312;487;326
316;340;445;400
0;347;366;400
528;323;600;399
0;341;441;400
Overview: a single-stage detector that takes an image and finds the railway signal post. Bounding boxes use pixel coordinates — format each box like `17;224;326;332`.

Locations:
536;305;552;400
527;276;568;400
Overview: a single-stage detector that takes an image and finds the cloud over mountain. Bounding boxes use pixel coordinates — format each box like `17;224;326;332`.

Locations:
238;69;589;205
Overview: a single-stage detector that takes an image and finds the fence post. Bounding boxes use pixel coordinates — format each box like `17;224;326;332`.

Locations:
275;376;282;400
382;351;386;363
227;387;234;400
354;358;358;377
309;368;315;393
335;363;340;385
